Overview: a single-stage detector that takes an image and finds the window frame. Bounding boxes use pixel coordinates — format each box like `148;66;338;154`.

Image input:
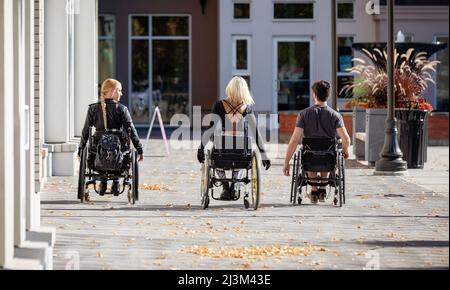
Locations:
337;0;355;21
233;0;252;21
272;1;316;22
128;14;192;127
232;35;252;89
433;34;449;112
337;35;355;109
98;14;116;80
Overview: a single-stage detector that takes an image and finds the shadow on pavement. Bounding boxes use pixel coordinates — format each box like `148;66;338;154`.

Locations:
361;240;449;248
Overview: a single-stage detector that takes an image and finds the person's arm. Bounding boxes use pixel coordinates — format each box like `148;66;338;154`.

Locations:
78;106;95;157
283;127;304;176
337;127;351;159
197;102;221;163
246;112;271;170
121;107;144;161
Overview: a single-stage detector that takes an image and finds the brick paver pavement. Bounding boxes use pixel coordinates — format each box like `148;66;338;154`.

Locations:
41;141;449;270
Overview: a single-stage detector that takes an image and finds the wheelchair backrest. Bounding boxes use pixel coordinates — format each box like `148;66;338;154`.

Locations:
213;134;252;155
301;137;337;172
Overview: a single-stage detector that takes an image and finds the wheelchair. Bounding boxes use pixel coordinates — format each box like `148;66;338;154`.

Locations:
200;124;261;210
77;127;139;204
290;137;346;207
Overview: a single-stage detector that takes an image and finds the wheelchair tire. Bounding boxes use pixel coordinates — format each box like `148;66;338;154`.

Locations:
341;155;346;205
337;156;344;208
250;152;261;210
131;150;139;204
290;153;297;204
292;153;302;206
201;151;211;210
77;147;87;203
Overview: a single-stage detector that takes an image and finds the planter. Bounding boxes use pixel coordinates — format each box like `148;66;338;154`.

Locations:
365;108;387;165
395;109;429;169
352;106;366;159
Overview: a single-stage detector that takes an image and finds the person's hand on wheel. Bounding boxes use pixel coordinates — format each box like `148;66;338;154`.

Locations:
283;162;290;176
138;154;144;162
262;160;271;170
197;149;205;164
342;150;349;159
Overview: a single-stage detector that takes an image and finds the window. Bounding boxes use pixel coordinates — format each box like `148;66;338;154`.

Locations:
435;36;449;112
233;36;251;89
234;2;250;19
276;40;311;111
130;15;191;124
274;3;314;19
98;15;115;83
338;2;354;19
404;34;414;43
337;37;354;101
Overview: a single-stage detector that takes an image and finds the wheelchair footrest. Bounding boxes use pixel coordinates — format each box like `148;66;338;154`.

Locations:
305;180;336;187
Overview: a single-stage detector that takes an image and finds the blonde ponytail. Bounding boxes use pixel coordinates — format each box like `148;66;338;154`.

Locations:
99;79;121;130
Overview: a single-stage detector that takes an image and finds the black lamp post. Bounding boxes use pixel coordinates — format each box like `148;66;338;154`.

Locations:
375;0;407;174
200;0;207;15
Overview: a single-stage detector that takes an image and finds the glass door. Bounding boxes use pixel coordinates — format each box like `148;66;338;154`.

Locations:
274;39;311;112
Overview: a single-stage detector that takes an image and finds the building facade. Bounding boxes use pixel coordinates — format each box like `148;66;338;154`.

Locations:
99;0;219;126
99;0;448;119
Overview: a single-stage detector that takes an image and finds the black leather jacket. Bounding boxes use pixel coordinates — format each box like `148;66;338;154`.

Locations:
78;99;143;155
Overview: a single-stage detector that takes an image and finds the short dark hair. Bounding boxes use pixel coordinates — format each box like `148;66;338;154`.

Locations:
312;80;331;102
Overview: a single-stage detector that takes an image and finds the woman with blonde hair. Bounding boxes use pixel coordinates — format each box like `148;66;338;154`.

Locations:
78;78;144;197
197;76;271;200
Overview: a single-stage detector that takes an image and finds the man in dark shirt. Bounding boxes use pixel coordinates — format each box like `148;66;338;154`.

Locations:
283;80;351;204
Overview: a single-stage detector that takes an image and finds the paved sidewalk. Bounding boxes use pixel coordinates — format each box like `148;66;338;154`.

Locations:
41;140;449;270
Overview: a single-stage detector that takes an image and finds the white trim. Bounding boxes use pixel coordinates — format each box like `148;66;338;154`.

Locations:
128;14;192;126
273;36;314;114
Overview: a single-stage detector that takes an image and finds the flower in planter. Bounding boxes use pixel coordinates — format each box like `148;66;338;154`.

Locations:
396;98;434;111
341;48;439;111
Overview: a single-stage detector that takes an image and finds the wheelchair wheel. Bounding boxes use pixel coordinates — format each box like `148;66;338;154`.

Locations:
336;157;344;207
131;150;139;205
290;153;297;204
201;150;211;209
250;152;261;210
341;155;346;205
292;153;302;205
77;147;87;203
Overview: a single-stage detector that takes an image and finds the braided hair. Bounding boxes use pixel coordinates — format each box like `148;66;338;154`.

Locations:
99;79;121;129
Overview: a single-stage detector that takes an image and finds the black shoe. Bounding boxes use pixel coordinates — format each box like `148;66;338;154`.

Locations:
318;188;327;202
229;183;237;200
220;182;231;200
112;181;120;196
309;190;319;204
99;182;107;196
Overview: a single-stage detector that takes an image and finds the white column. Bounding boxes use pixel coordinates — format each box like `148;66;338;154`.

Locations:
44;0;77;176
13;0;27;248
0;0;16;269
25;0;55;252
74;0;98;138
24;0;38;231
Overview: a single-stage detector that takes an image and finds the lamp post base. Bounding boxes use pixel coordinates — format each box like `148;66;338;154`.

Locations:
374;157;408;175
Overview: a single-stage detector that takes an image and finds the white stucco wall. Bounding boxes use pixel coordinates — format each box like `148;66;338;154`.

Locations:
219;0;379;113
